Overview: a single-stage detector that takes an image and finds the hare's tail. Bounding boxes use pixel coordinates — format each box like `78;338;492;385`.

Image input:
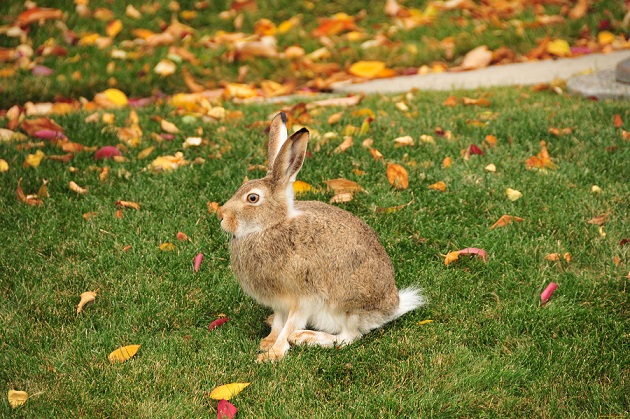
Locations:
392;287;426;319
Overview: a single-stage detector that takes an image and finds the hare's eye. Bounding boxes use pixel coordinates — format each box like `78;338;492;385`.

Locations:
246;193;260;203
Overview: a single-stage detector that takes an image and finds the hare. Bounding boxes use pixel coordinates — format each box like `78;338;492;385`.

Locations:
217;112;425;362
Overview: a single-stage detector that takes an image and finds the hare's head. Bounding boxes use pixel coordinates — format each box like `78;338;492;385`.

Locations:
217;113;309;238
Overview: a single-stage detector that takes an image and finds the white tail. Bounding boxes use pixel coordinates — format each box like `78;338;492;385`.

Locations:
393;287;426;319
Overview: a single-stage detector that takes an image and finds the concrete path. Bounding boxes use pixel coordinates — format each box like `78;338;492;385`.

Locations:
332;50;630;94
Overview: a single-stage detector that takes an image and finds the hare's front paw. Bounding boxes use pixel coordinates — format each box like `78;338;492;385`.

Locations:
256;349;285;363
259;335;276;351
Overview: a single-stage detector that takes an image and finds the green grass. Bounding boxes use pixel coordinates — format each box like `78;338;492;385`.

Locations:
1;0;628;108
1;86;628;417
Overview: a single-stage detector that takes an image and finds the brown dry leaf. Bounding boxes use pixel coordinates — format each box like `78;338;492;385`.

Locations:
428;181;447;192
329;192;354;204
526;141;556;170
108;345;140;363
545;253;561;261
386;164;409;190
614;114;623;128
207;201;220;213
369;148;384;161
587;214;607;226
490;214;524;229
17;178;44;206
334;136;354;153
83;212;98;220
444;251;460;266
461;45;493;70
137;146;155;160
328;112;343;124
15;7;63;27
569;0;589;19
443;96;458;107
307;96;362;109
116;200;140;210
324;178;364;194
77;290;97;314
312;13;358;37
37;179;49;198
393;136;414;147
8;390;28;408
160;119;180;133
462;97;491;106
69;181;88;195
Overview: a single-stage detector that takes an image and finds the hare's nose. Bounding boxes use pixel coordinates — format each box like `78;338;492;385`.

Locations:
216;207;224;221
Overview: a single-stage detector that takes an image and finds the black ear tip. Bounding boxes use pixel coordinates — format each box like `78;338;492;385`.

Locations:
279;112;287;123
296;127;309;135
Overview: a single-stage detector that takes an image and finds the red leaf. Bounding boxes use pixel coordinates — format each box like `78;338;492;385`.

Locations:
208;317;229;331
94;146;121;160
613;114;623;128
193;253;203;273
541;282;557;305
33;129;67;140
458;247;489;262
217;399;237;419
469;144;484;155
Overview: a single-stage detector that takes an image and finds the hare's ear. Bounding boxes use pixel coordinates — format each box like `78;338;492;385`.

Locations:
267;112;288;173
271;128;309;185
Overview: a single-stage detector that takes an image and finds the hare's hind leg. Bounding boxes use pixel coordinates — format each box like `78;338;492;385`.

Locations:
288;329;362;348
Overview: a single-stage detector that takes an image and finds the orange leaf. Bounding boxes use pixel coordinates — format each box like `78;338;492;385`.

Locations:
115;200;140;210
428;181;446;192
441;157;452;169
386;164;409;190
614;114;623;128
490;215;524;229
16;7;63;27
349;61;386;79
526;141;556;170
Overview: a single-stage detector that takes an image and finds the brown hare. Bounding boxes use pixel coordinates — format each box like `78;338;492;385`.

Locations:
217;112;425;362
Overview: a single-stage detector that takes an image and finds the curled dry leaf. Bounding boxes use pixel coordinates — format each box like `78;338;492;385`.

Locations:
334;136;354;153
428;181;447;192
94;146;121;160
526;141;556;170
209;383;251;401
217;399;238;419
393;135;414;147
587;214;607;226
8;390;28;408
116;200;140;210
324;178;363;194
69;181;88;195
461;45;493;70
17;178;44;206
444;247;488;265
77;291;97;314
330;192;354;204
108;344;140;363
506;188;522;201
490;214;524;229
386;164;409;190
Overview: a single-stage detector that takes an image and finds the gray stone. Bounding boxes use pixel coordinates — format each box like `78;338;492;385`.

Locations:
567;69;630;100
616;57;630;84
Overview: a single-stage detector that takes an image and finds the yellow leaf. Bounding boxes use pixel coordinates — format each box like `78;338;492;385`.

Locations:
209;382;251;400
131;28;155;39
95;88;128;108
108;344;140;363
429;181;446;192
506;188;522;201
546;39;571;57
0;158;9;172
77;290;97;314
386;163;409;190
418;319;434;325
78;33;100;46
490;214;524;229
348;61;386;79
444;251;460;265
137;146;155;160
150;153;188;172
160;119;180;133
160;242;176;251
106;19;123;38
24;150;45;168
485;163;496;172
8;390;28;408
293;180;313;194
597;31;615;45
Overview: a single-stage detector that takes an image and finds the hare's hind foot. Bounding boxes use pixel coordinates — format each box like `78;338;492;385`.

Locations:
288;330;361;348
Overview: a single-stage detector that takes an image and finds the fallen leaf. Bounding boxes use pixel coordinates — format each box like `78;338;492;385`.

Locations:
17;178;43;206
194;253;204;273
428;181;447;192
545;253;561;261
217;399;238;419
116;200;140;210
334;136;354;153
177;232;189;241
307;96;362;108
598;31;615;45
485;163;496;172
24;150;45;168
208;316;229;331
417;319;434;325
485;135;497;147
106;19;123;38
349;61;387;79
108;345;141;363
150;152;188;172
462;97;491;106
393;135;414;147
77;291;97;314
442;157;452;169
0;159;9;172
461;45;492;70
445;247;488;265
526;141;556;170
506;188;522;201
16;7;63;27
541;282;558;305
160;119;180;134
386;164;409;190
160;242;176;251
468;144;484;155
330;192;354;203
614;114;623;128
207;201;220;213
324;178;364;194
94;89;129;108
293;180;313;194
209;383;250;400
69;181;88;195
547;39;571;57
443;96;458;107
490;214;524;229
7;390;28;408
587;214;607;226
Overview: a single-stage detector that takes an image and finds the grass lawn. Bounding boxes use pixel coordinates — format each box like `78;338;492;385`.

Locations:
1;85;628;417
